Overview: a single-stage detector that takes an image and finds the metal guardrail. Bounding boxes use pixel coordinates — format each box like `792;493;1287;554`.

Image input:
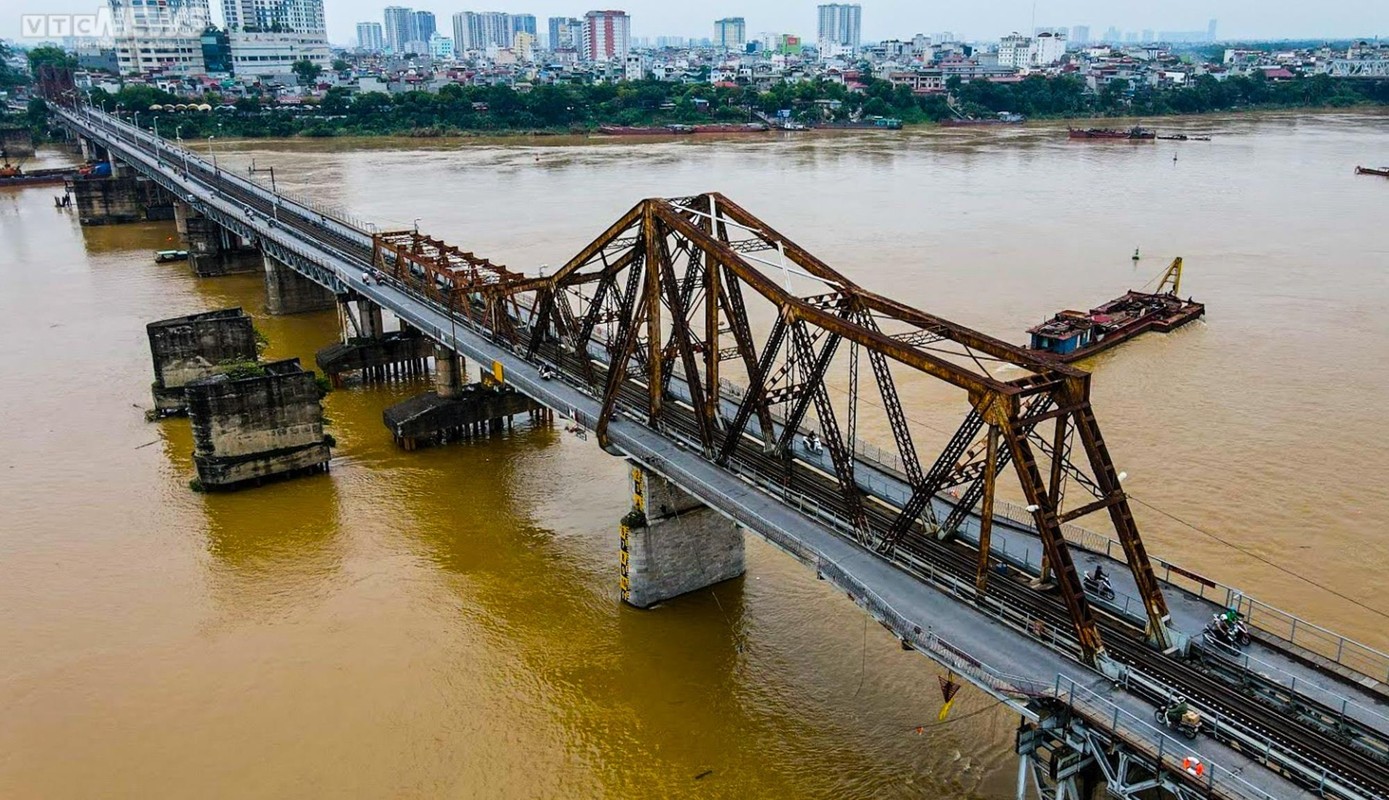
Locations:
1053;675;1281;800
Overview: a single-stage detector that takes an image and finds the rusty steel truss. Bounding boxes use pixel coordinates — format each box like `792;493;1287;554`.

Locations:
372;230;528;337
392;193;1172;664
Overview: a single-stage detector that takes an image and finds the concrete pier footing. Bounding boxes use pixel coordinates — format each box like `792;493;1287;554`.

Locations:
382;378;544;450
314;300;432;386
146;307;258;417
264;253;334;315
68;176;143;225
174;201;261;276
619;463;746;608
185;357;332;490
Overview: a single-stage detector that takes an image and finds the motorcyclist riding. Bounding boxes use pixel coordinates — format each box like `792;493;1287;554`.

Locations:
1165;696;1190;725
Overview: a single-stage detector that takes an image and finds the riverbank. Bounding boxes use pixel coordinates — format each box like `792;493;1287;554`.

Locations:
141;106;1388;151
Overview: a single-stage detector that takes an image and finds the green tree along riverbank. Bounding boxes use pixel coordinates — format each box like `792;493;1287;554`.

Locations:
32;72;1389;140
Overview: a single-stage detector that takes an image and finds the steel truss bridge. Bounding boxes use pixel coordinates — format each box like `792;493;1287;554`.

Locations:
54;101;1389;800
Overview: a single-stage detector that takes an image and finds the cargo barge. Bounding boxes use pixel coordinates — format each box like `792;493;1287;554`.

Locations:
941;112;1025;127
1067;126;1156;140
1356;166;1389;178
1026;258;1204;362
597;123;770;136
0;165;75;188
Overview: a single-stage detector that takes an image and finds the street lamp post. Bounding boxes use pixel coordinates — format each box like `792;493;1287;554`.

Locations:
247;161;278;219
207;135;218;173
175;126;189;176
153;118;161;166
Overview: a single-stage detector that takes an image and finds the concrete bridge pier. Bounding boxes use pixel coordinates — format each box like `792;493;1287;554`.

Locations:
185;357;332;490
619;463;745;608
263;253;335;315
145;308;258;417
67;174;143;225
435;345;463;397
314;297;432;386
176;202;261;276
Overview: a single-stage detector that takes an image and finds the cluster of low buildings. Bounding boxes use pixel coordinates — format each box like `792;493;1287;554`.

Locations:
9;0;1387;109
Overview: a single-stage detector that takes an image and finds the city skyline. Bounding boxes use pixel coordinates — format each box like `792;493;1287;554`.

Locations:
3;0;1386;44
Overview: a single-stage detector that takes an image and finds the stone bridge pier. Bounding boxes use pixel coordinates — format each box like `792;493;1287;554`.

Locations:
263;253;335;315
314;296;432;386
174;200;261;276
620;464;745;608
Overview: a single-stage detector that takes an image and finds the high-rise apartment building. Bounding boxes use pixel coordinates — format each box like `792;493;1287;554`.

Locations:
548;16;583;50
511;14;537;38
357;21;384;51
581;9;630;63
411;11;436;42
383;6;413;52
714;17;745;51
452;12;477;51
1070;25;1090;46
108;0;210;74
816;3;861;57
222;0;324;33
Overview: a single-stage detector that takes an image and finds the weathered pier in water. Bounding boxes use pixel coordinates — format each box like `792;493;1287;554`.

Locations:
56;97;1389;800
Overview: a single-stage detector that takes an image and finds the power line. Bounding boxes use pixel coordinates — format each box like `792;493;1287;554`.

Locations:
1127;494;1389;622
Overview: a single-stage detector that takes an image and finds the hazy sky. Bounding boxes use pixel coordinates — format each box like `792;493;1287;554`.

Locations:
3;0;1386;45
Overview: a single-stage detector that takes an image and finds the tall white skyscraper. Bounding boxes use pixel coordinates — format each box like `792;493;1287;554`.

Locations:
816;3;861;56
222;0;324;34
714;17;746;51
383;6;413;52
581;9;630;63
108;0;210;74
357;21;384;51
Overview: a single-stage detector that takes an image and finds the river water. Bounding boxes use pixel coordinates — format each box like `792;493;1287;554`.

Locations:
2;111;1387;798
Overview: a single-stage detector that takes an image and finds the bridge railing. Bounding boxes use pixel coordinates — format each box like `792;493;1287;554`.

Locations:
73;107;378;238
1053;675;1280;800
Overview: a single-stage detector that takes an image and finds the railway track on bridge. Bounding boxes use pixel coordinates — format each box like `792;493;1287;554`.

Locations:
74;109;1389;800
653;405;1389;800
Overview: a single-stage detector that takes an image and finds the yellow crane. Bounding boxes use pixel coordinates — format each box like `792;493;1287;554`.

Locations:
1155;257;1184;296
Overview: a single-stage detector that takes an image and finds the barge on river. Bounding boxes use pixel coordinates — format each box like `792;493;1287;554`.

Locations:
1356;165;1389;178
1026;258;1204;362
1068;126;1156;140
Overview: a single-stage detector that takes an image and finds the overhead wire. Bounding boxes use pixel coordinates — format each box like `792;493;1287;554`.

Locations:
1126;494;1389;621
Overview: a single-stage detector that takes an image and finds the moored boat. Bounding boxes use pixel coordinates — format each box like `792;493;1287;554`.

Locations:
1068;126;1156;140
154;249;189;263
597;125;694;136
941;112;1025;127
